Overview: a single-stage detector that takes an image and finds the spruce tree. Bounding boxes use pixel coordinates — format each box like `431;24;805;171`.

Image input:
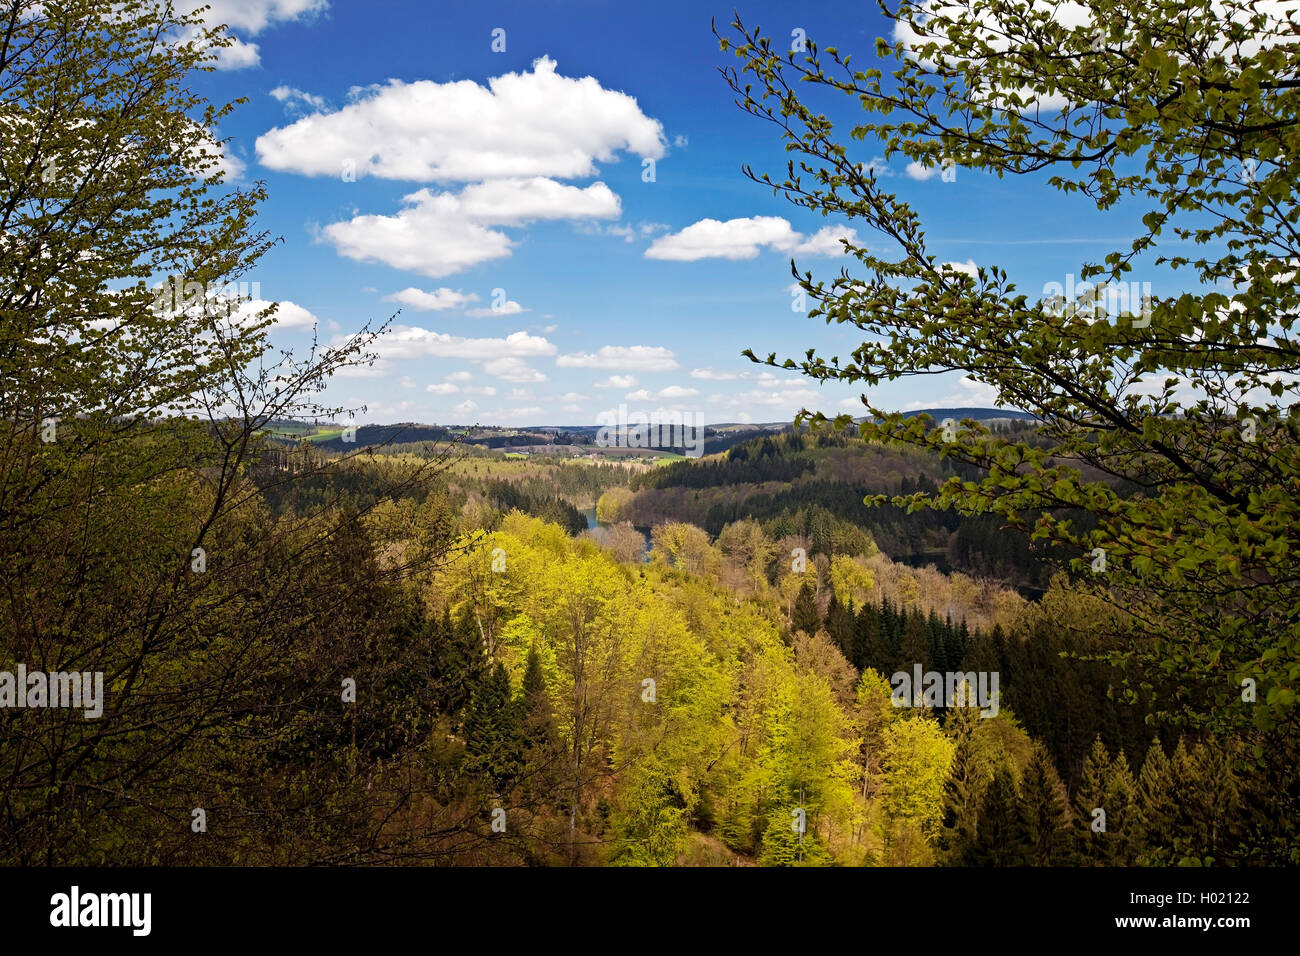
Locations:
936;696;982;862
965;767;1026;866
519;643;563;806
1134;737;1176;865
792;580;821;636
825;594;855;658
462;661;524;793
1016;743;1071;866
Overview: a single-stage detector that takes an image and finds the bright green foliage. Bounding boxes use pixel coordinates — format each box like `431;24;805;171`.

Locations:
719;2;1300;815
878;715;955;864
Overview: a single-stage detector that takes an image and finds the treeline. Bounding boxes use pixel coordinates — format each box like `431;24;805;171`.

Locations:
792;584;1153;788
614;430;1059;590
477;479;586;536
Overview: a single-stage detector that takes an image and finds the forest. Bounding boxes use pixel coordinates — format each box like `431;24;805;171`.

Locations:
1;0;1297;871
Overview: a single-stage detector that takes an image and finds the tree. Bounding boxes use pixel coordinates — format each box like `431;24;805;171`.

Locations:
936;695;982;862
964;767;1026;866
719;1;1300;857
1135;737;1177;864
462;662;525;793
792;579;822;636
1016;743;1072;866
878;715;955;865
0;0;451;865
1075;737;1140;865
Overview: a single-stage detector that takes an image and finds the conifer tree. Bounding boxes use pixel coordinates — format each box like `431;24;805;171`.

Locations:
1134;737;1176;865
792;580;821;636
1016;743;1071;866
462;661;525;793
965;767;1026;866
936;693;982;862
1075;737;1140;865
519;643;564;806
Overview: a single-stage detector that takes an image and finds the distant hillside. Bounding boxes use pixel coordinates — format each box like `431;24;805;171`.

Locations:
263;410;1031;453
885;407;1035;422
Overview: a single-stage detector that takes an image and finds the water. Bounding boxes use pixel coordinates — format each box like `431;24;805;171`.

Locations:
583;506;650;562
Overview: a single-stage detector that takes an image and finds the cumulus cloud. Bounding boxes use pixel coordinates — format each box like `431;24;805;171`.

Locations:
353;327;556;362
645;216;857;261
891;1;1300;116
941;259;979;278
177;1;327;70
321;179;619;277
903;374;1000;409
657;385;699;399
483;357;547;383
256;56;665;181
384;287;479;311
221;298;318;329
594;374;637;389
270;85;326;114
466;298;528;317
691;368;740;380
557;345;679;371
906;160;941;181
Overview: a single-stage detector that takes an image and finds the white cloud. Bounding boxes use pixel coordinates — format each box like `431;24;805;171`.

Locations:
889;1;1299;114
426;383;459;395
657;385;698;399
385;287;479;311
557;345;679;371
270;85;326;114
906;160;940;181
562;403;583;414
714;387;820;409
466;299;528;317
177;1;327;70
907;374;1000;408
645;216;857;261
560;392;590;401
595;374;637;389
484;357;547;383
256;56;665;181
673;134;688;148
353;327;556;362
465;385;497;396
446;371;473;382
691;368;739;380
455;177;620;224
755;373;814;389
178;120;245;181
321;179;618;277
231;298;319;329
941;259;979;278
625;389;652;401
451;400;479;417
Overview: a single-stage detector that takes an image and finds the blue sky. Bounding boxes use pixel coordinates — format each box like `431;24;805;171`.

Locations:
184;0;1177;426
